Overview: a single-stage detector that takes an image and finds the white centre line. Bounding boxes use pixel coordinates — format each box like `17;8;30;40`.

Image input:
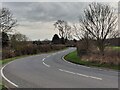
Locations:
43;62;50;67
42;58;45;61
59;69;76;74
76;73;89;77
47;55;50;58
59;69;102;80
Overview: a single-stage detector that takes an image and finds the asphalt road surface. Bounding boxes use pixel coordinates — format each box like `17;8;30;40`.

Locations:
1;48;118;88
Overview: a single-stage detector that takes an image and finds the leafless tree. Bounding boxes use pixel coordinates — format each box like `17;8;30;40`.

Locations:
79;3;118;55
0;8;17;33
73;23;91;52
11;33;28;42
10;33;29;48
54;20;72;40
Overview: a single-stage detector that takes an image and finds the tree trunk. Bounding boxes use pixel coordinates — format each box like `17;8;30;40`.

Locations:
97;39;105;56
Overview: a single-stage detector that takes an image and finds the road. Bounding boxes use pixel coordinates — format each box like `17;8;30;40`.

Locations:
1;48;119;88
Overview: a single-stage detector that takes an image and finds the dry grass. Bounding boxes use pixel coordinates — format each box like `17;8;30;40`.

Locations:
81;47;120;65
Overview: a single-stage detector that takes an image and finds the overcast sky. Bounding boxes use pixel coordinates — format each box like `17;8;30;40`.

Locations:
2;2;118;40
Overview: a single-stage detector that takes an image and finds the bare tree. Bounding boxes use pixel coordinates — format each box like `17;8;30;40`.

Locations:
54;20;72;41
11;33;28;42
10;33;29;48
73;24;91;54
79;3;118;55
0;8;17;33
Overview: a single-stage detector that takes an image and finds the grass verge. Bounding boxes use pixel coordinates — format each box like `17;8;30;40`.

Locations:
0;84;7;90
64;51;120;70
0;55;30;65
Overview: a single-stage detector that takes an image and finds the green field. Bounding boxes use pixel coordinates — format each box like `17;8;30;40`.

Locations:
64;51;120;70
111;46;120;50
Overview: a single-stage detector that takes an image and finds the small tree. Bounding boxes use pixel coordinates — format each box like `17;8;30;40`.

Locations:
33;40;42;45
73;24;91;51
52;34;60;44
10;33;28;48
2;32;9;47
54;20;72;44
79;3;118;55
11;33;28;42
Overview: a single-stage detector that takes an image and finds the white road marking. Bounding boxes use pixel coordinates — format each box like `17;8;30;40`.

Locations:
59;69;76;74
76;73;89;77
47;55;50;58
42;58;45;61
43;62;50;67
62;56;90;68
88;76;102;80
59;69;102;80
1;61;19;87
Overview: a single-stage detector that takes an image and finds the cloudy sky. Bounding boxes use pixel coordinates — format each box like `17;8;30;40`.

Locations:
2;2;118;40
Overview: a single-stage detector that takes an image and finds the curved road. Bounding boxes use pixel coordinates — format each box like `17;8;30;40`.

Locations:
1;48;118;88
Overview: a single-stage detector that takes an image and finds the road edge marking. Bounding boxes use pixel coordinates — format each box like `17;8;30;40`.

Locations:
43;62;50;67
42;58;45;61
1;61;19;88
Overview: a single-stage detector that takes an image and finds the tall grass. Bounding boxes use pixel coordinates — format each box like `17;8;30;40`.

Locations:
79;46;120;65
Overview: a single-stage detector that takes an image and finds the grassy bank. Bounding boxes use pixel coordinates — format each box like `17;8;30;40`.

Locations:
64;51;120;70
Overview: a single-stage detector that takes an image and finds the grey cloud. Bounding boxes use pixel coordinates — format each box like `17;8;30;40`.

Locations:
2;2;117;23
2;2;89;22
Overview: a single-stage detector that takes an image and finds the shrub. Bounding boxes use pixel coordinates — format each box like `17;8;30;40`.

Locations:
15;44;38;56
76;41;89;57
2;48;15;59
2;43;66;59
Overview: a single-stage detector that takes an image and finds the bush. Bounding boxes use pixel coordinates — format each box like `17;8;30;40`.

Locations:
15;44;38;56
76;42;88;57
2;44;66;59
2;48;15;59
